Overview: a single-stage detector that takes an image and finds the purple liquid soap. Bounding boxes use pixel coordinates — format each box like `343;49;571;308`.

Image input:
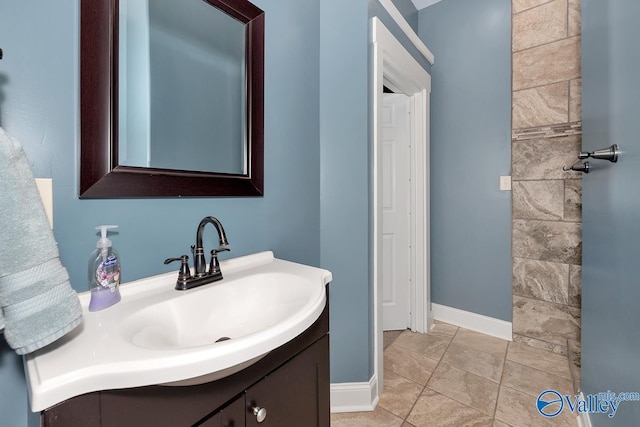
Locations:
89;287;121;311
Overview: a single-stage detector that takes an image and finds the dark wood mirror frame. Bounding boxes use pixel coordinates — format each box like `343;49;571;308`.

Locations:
80;0;264;198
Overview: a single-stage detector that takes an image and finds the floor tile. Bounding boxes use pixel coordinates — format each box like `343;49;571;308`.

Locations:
430;321;459;337
495;385;577;427
335;322;580;427
378;370;424;419
407;388;493;427
393;329;453;360
331;405;404;427
427;362;500;416
452;328;509;357
384;330;404;349
501;360;574;397
507;342;572;379
384;344;439;385
441;342;505;382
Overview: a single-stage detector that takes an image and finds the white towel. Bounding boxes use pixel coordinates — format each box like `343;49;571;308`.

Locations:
0;128;82;355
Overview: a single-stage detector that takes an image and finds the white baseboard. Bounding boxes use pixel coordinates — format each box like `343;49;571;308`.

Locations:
576;392;593;427
330;374;379;413
431;303;512;341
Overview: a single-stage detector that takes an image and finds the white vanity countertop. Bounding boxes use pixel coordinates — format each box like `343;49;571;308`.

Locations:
24;251;331;412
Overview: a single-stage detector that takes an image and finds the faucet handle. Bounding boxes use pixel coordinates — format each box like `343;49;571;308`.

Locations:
208;248;230;275
164;255;192;285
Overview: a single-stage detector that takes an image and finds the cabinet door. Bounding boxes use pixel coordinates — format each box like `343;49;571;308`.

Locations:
200;412;222;427
246;336;329;427
220;395;246;427
42;394;101;427
199;394;245;427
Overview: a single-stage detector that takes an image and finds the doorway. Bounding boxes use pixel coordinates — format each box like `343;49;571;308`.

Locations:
372;17;432;397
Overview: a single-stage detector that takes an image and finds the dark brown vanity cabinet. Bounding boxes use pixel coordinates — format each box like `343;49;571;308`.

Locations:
42;299;330;427
245;337;328;426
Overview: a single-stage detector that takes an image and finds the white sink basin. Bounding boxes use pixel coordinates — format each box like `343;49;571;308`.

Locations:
24;252;331;411
123;271;317;350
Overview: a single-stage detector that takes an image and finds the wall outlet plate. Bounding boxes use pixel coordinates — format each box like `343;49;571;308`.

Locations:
35;178;53;229
499;176;511;191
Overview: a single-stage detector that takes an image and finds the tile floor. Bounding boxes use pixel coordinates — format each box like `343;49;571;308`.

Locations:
331;323;578;427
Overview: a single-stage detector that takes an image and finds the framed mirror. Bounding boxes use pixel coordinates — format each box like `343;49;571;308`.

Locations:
80;0;264;198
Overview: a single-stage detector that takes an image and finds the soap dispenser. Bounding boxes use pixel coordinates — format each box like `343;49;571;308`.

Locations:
89;225;121;311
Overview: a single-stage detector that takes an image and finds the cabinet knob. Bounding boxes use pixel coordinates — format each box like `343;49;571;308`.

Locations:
252;406;267;423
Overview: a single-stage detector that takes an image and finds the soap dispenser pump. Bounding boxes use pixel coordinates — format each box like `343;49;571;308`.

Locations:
89;225;122;311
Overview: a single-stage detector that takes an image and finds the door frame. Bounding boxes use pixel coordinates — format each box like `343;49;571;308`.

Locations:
372;16;432;394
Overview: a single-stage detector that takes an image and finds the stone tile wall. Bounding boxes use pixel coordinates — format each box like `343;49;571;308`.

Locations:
511;0;582;362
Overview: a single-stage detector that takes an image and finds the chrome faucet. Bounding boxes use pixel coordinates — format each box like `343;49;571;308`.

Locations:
164;216;230;290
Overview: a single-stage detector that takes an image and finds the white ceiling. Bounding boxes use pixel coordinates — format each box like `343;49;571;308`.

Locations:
410;0;444;10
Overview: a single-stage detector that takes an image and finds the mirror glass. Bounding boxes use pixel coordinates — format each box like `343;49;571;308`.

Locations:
118;0;246;174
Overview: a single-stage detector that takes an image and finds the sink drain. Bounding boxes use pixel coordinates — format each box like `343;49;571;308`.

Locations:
215;337;231;343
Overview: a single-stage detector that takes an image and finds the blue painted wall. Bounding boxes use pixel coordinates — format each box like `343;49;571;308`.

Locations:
0;0;320;425
419;0;512;321
391;0;419;33
320;0;371;383
582;0;640;424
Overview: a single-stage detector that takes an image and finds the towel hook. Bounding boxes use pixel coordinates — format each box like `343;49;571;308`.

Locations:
584;144;620;163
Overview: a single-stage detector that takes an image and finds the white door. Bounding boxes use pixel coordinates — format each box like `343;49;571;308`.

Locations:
382;93;411;331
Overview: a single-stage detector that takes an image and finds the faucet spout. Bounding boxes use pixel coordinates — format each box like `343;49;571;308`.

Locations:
194;216;229;277
196;216;229;249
